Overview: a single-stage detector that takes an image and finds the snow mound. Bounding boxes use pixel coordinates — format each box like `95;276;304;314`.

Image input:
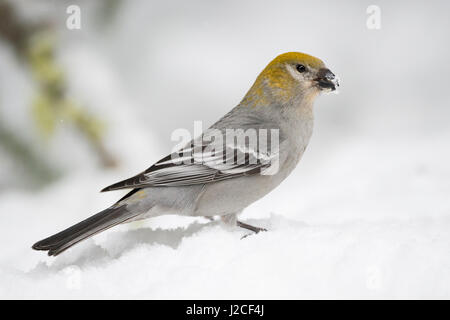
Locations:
1;214;450;299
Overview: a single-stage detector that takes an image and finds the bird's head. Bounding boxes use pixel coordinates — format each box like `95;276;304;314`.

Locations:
242;52;339;107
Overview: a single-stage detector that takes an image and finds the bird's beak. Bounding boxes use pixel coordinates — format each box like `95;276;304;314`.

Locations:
315;68;339;92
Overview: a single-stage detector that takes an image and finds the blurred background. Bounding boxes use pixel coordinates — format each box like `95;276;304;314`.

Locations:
0;0;450;298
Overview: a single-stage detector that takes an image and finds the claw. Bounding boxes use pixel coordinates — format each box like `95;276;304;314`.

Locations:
237;220;267;234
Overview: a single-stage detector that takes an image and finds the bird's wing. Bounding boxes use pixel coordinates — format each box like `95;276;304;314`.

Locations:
101;130;282;191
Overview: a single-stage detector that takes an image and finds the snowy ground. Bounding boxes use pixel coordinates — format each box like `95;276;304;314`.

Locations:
1;131;449;299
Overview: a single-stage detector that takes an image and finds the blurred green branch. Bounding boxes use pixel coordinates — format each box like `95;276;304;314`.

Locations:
0;0;118;184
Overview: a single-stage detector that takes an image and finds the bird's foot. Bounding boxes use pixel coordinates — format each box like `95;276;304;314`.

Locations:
237;220;267;239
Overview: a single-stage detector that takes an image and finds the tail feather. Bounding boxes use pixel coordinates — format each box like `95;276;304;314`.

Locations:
32;205;136;256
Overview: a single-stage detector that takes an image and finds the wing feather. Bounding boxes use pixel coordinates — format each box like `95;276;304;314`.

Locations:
101;129;281;191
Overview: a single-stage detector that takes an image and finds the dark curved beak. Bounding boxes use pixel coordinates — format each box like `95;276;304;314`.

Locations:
315;68;339;91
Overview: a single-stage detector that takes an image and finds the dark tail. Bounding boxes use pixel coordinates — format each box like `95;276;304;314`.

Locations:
32;205;137;256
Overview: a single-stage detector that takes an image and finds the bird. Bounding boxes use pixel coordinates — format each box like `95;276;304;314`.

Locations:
32;52;339;256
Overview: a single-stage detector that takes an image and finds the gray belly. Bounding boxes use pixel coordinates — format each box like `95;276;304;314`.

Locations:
193;149;303;216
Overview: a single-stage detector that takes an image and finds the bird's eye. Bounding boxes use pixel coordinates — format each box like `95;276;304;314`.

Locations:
296;64;306;73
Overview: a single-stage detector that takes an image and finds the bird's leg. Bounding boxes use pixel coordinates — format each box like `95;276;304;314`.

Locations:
237;220;267;234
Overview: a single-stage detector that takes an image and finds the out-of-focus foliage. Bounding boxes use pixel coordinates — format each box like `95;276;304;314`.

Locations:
27;32;115;167
0;0;117;190
29;34;64;138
